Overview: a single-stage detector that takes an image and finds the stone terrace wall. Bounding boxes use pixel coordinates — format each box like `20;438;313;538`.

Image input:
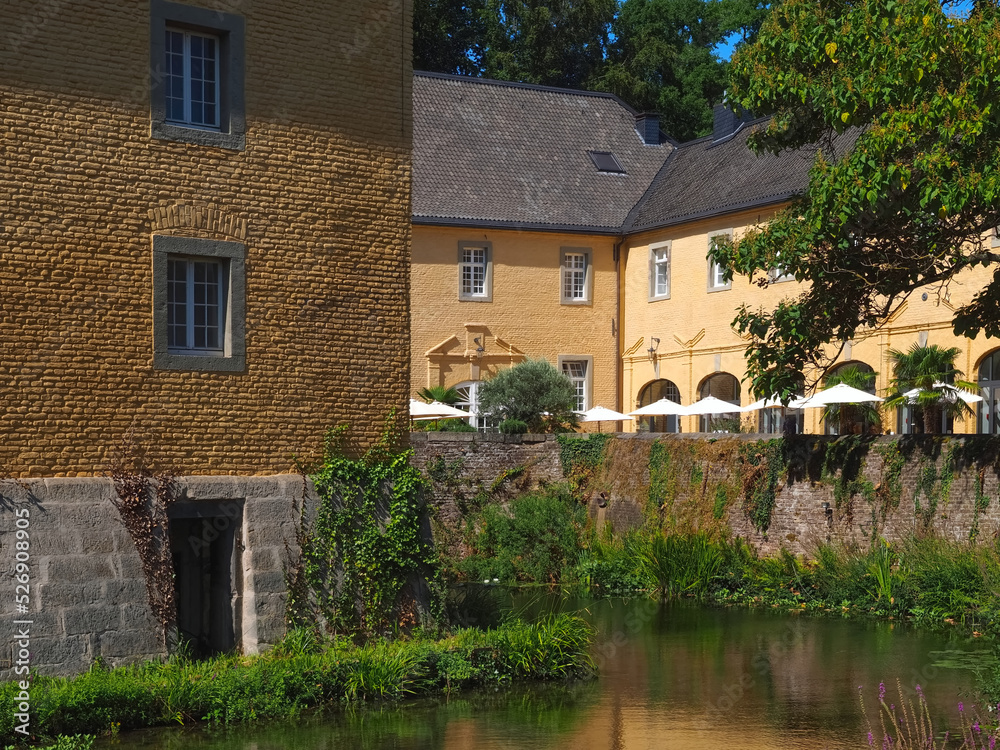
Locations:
410;432;1000;557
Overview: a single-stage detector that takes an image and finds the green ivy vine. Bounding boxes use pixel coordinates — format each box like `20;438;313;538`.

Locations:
287;419;445;639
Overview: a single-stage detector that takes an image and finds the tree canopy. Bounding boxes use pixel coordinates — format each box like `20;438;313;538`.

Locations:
711;0;1000;400
477;358;580;432
413;0;763;141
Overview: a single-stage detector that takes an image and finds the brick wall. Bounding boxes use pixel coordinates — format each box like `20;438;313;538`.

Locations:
1;0;412;476
411;432;1000;556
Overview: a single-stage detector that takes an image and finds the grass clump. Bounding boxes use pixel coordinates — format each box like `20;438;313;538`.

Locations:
0;615;594;745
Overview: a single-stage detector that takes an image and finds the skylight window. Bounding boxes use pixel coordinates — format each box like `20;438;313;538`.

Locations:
588;151;626;174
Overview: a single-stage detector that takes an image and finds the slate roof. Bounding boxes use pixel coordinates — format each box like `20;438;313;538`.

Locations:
624;121;857;233
413;71;674;234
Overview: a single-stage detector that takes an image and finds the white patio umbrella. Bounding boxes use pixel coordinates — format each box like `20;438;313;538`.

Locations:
409;399;472;420
577;405;633;432
628;398;687;417
794;383;884;409
900;382;983;405
682;396;744;415
740;396;788;412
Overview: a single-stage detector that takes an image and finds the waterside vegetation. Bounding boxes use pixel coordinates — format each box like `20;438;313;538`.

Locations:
0;615;593;745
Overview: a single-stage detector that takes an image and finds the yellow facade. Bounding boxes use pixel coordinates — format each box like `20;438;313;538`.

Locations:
622;206;999;434
411;225;620;423
2;0;412;475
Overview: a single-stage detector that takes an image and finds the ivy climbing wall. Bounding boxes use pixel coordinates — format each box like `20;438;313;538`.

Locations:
410;432;1000;556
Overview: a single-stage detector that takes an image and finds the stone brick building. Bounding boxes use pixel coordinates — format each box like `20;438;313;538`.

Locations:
2;0;411;673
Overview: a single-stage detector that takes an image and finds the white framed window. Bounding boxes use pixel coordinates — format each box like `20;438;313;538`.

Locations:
458;242;492;301
561;248;592;304
707;231;732;292
558;355;593;412
165;29;221;129
153;235;246;372
167;257;226;353
649;242;670;300
150;0;246;150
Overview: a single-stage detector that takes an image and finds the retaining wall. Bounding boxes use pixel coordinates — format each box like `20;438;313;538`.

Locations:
410;432;1000;556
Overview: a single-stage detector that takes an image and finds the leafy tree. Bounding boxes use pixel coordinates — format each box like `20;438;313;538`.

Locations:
413;0;486;75
884;344;976;434
711;0;1000;400
593;0;729;140
821;365;881;435
480;0;617;88
477;358;580;432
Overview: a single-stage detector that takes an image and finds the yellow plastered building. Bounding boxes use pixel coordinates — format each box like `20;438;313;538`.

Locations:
413;80;1000;435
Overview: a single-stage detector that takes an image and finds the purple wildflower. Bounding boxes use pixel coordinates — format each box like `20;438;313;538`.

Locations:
974;721;981;734
880;682;886;701
915;684;922;694
990;735;996;750
960;702;965;713
868;731;874;746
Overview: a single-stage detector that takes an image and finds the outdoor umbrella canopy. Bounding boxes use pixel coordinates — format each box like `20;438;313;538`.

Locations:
409;399;472;420
795;383;884;408
577;406;634;422
628;398;687;417
741;396;790;412
900;382;983;405
681;396;743;415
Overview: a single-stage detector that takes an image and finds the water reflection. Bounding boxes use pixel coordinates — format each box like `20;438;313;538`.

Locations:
110;598;985;750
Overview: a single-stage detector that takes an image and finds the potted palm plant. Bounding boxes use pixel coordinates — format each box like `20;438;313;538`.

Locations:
884;344;977;434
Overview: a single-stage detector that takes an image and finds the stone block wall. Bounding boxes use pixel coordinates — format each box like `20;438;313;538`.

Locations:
0;474;310;677
410;432;1000;557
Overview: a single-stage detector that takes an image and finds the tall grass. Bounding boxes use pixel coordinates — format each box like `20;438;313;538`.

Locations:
0;615;594;744
640;532;722;600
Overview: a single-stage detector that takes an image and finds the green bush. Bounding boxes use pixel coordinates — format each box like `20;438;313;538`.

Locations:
499;419;528;435
458;487;586;583
640;532;722;600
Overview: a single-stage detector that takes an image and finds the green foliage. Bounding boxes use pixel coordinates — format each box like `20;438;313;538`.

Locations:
556;433;611;476
477;359;580;433
640;532;722;599
739;439;784;533
289;420;445;638
593;0;730;140
414;0;758;142
712;485;729;519
574;527;651;595
884;344;976;434
417;385;462;405
0;619;594;744
499;418;529;435
458;486;587;582
718;0;1000;399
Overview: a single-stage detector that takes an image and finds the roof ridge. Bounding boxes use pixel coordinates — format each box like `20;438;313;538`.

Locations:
413;70;640;114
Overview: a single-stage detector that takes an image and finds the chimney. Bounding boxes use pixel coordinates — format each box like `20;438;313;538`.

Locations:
713;103;752;142
635;113;660;145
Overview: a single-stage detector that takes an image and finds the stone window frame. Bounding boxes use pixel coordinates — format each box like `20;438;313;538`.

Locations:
152;235;246;372
150;0;246;150
648;240;671;301
707;230;733;293
560;247;593;306
558;354;593;412
457;241;493;302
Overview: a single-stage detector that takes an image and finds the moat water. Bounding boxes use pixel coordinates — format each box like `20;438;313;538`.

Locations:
114;597;987;750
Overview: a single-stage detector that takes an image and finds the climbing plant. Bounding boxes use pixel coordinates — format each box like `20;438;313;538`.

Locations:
287;418;445;639
739;439;784;534
105;421;177;643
